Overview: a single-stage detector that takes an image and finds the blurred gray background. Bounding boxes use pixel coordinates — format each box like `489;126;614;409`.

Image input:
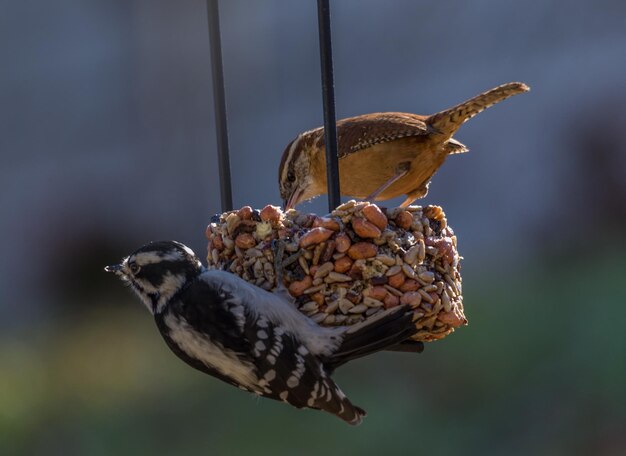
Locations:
1;1;625;455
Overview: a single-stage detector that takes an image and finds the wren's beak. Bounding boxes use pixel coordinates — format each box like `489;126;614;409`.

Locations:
105;263;123;274
284;187;304;211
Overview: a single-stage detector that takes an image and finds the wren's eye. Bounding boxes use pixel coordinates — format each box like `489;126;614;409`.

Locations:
287;171;296;182
129;262;141;274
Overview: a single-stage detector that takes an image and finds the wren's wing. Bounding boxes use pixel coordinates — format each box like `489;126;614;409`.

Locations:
311;113;430;158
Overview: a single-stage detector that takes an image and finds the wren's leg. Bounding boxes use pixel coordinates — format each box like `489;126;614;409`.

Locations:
399;182;431;208
365;162;411;202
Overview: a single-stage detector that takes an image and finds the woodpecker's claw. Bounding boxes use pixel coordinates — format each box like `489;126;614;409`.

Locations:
271;239;287;290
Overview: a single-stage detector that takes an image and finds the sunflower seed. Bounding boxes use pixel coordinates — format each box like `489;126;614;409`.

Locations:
326;272;352;283
384;285;403;297
376;254;396;266
418;288;435;304
303;284;324;294
418;270;435;283
349;304;368;314
325;300;340;314
404;245;420;265
365;308;380;316
363;296;384;308
314;261;335;279
263;261;276;284
402;263;417;279
310;313;327;324
338;299;354;314
300;301;319;313
298;255;310;275
441;291;452;312
312;242;324;266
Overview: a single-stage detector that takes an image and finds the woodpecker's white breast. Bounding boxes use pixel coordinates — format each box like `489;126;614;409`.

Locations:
164;312;261;392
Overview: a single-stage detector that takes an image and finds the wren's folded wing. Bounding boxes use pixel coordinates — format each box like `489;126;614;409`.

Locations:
308;113;430;158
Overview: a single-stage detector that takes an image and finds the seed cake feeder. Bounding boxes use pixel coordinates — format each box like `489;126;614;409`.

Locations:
205;0;467;343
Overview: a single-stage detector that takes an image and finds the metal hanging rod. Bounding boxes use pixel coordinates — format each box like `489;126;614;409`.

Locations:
207;0;233;212
207;0;341;212
316;0;342;211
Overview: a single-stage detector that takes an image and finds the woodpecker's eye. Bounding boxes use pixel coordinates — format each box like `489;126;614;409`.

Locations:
287;171;296;182
129;262;140;274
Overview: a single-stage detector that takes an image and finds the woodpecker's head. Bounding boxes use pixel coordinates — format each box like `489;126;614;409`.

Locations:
278;132;324;210
105;241;202;314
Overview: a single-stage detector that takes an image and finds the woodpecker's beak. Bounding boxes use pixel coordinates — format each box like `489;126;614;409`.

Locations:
284;187;303;211
105;263;123;274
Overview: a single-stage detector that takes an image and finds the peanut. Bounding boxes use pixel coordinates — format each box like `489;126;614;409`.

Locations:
365;286;388;301
299;227;333;248
334;256;353;273
213;234;224;250
351;217;382;238
235;233;255;249
388;272;406;289
225;213;241;235
395;210;413;229
260;204;281;222
312;216;340;231
400;279;419;292
400;291;422;307
311;292;325;306
237;206;253;220
437;310;467;328
348;262;364;280
288;276;313;297
335;233;351;253
424;205;444;221
362;204;388;230
347;242;378;259
383;294;400;309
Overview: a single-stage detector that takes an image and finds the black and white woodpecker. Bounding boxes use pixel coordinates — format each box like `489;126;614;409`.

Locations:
105;240;422;424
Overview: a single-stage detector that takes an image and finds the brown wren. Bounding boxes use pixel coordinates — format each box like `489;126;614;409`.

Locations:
279;81;529;209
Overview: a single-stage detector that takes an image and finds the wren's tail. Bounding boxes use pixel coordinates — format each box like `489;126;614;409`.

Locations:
427;82;529;137
324;305;419;373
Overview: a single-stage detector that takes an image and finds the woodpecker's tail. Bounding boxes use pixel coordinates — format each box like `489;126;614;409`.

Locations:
312;381;368;425
428;82;529;137
324;305;418;372
333;392;367;425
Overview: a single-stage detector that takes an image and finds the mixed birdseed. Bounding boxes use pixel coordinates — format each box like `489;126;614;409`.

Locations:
205;200;467;342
